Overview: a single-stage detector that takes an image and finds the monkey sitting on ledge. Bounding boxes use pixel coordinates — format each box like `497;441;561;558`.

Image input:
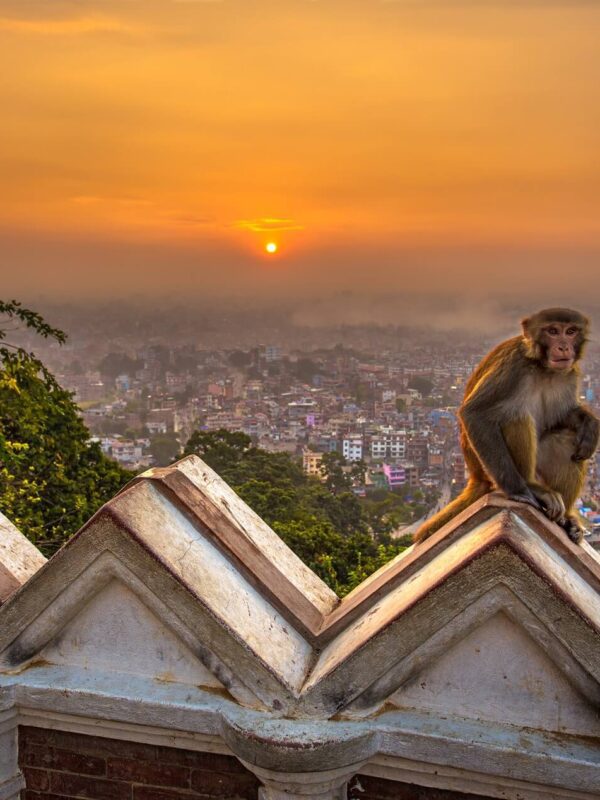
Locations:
415;308;600;544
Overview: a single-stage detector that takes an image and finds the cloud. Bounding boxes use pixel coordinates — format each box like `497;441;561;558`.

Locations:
233;218;304;233
0;16;141;36
167;215;215;226
70;196;152;207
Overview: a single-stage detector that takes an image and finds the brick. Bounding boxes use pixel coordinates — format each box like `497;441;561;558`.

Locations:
19;727;156;761
22;793;67;800
49;771;132;800
22;768;50;792
24;745;106;776
107;757;190;788
75;737;159;761
19;726;54;745
155;749;243;773
132;788;197;800
191;769;260;797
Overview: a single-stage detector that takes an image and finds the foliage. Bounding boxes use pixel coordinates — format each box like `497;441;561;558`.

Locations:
183;429;409;596
319;452;366;494
228;350;252;368
0;301;131;555
408;376;433;397
149;433;181;466
97;352;141;382
292;357;319;383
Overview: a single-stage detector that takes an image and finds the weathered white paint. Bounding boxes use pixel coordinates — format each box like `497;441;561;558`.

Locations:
390;611;600;735
511;513;600;630
0;550;268;710
249;762;360;800
339;581;600;720
174;456;338;615
0;708;23;800
113;481;314;691
360;755;600;800
0;512;46;603
306;517;507;688
41;580;224;687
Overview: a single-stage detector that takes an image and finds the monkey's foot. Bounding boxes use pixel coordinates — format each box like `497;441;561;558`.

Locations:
559;515;584;544
507;490;544;513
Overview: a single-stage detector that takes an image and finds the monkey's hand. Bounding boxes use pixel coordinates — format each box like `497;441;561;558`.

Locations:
528;484;566;522
573;413;600;462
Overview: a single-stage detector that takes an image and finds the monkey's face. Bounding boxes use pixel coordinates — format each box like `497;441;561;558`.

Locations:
540;322;581;370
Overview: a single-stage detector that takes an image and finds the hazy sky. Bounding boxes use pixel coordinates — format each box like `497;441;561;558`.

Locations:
1;0;600;302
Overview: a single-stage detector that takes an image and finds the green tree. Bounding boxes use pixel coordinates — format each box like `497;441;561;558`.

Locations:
228;350;252;368
0;301;131;555
292;357;319;383
319;453;366;496
408;376;434;397
98;352;140;382
149;433;181;466
319;452;351;494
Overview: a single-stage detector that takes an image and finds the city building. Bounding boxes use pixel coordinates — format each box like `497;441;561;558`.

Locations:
302;448;324;478
342;435;363;462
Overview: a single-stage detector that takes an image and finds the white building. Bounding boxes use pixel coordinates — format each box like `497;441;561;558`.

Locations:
342;435;363;461
370;431;407;461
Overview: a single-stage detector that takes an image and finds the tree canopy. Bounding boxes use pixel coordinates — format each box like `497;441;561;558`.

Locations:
0;300;131;555
408;376;433;397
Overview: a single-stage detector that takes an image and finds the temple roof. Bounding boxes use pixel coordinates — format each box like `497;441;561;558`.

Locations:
0;456;599;728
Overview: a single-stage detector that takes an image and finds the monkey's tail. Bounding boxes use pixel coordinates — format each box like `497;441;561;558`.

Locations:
414;479;492;543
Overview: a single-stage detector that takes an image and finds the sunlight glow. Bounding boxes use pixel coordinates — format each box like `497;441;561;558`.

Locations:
265;242;278;254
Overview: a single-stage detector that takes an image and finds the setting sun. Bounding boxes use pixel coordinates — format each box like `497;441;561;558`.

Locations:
265;242;278;254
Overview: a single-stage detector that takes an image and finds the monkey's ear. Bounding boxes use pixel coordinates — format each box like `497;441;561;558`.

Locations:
521;316;532;338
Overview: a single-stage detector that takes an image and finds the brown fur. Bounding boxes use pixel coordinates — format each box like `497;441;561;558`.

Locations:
415;309;598;544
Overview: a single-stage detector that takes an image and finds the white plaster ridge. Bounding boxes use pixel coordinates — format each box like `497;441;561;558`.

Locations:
0;511;46;603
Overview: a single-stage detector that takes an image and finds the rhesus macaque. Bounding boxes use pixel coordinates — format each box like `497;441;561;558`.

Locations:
415;309;599;544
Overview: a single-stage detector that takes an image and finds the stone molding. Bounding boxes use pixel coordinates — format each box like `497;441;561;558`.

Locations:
0;707;23;800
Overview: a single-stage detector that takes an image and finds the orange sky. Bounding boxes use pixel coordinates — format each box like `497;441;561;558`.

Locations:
1;0;600;299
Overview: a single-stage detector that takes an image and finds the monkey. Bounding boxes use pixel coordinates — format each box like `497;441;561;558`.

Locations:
415;308;599;544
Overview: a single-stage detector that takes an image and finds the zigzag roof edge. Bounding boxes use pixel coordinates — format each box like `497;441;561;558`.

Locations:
300;508;600;717
123;455;339;636
0;502;314;713
319;492;600;640
0;510;46;603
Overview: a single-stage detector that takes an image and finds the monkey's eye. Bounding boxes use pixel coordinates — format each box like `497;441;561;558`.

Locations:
566;326;578;335
547;326;559;335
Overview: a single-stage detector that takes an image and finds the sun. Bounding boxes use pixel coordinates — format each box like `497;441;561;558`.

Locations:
265;242;278;254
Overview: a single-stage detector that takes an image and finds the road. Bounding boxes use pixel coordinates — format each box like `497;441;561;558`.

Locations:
392;482;451;539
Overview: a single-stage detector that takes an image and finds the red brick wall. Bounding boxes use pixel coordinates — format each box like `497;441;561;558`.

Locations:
18;726;496;800
18;727;260;799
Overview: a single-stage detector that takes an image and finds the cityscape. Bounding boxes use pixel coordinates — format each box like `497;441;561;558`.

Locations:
29;300;600;546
